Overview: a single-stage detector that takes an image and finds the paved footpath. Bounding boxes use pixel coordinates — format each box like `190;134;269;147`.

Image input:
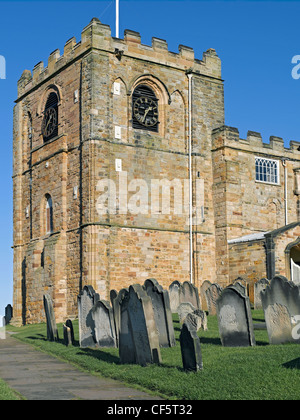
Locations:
0;334;162;400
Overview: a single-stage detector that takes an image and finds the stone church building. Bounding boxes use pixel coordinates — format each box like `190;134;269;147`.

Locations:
12;18;300;325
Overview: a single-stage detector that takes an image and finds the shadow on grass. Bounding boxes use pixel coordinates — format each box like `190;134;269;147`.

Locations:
282;358;300;370
78;347;120;364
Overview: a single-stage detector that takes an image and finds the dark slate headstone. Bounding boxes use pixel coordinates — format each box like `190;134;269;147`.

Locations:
180;320;203;372
65;319;75;344
144;278;175;348
4;305;13;325
92;300;117;348
78;285;100;348
111;288;128;348
216;285;255;347
43;294;59;342
119;289;136;364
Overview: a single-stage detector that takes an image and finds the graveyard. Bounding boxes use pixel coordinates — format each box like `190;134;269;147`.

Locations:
3;277;300;400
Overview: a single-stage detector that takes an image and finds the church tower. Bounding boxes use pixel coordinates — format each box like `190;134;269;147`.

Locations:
13;18;224;325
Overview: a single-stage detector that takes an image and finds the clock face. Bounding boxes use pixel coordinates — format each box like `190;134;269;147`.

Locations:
42;107;57;139
133;96;159;128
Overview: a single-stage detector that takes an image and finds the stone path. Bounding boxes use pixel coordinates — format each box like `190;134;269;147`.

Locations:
0;334;162;400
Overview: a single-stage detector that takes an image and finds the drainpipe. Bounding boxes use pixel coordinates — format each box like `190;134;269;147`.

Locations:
187;71;193;284
282;159;288;225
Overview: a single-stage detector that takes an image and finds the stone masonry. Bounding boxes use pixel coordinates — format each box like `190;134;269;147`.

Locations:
12;18;300;324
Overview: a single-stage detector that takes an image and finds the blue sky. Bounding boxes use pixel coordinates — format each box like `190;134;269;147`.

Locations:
0;0;300;320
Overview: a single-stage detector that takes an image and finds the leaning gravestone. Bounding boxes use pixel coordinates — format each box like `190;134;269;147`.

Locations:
180;281;201;310
111;288;128;347
43;294;59;342
205;283;223;315
254;278;270;310
169;281;181;313
261;276;300;344
144;278;175;348
63;324;73;346
180;320;203;372
78;285;100;348
92;300;117;348
119;284;161;366
216;285;256;347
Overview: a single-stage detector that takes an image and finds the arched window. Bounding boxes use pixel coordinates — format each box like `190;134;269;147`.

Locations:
132;85;159;132
42;92;58;142
45;195;53;234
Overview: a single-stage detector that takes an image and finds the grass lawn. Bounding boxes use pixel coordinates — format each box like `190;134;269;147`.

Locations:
5;310;300;400
0;378;23;400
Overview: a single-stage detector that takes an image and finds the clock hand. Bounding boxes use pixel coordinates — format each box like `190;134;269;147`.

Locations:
142;106;153;123
45;113;53;131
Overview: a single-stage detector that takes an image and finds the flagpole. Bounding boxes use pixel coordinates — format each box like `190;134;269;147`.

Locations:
116;0;119;38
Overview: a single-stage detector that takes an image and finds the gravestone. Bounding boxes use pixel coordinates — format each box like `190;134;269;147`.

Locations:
65;319;75;345
180;320;203;372
254;278;270;310
205;283;223;315
119;289;136;364
169;281;181;313
216;285;255;347
78;285;100;348
92;300;117;348
119;284;161;366
185;310;208;332
261;276;300;344
144;278;175;347
110;288;128;347
200;280;211;311
63;324;73;346
264;303;293;344
43;294;59;342
4;305;13;325
177;302;196;324
180;281;200;310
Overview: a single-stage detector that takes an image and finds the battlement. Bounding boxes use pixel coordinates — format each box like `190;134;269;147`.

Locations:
212;125;300;156
17;17;222;98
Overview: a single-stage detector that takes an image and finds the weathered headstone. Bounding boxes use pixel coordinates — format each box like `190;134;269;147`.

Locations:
144;278;175;347
261;276;300;344
92;300;117;348
180;320;203;372
177;302;196;324
254;278;270;310
216;286;256;347
205;283;223;315
185;310;208;332
180;281;200;310
260;275;300;319
169;281;181;313
78;285;100;348
264;303;293;344
200;280;212;311
119;284;161;366
65;319;75;344
43;294;59;342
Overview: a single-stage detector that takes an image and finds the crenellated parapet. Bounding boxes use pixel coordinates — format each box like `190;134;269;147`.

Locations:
17;17;222;98
212;125;300;156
